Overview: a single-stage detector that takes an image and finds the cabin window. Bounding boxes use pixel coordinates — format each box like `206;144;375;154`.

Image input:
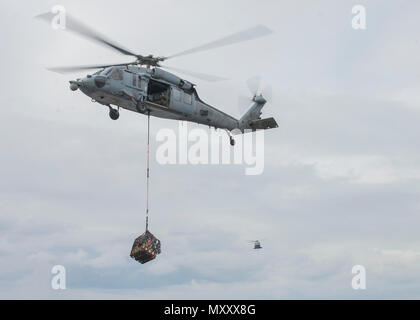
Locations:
110;68;123;80
132;74;136;86
184;92;192;104
138;76;142;89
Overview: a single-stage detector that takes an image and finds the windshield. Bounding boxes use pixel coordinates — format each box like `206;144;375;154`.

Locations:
110;68;123;80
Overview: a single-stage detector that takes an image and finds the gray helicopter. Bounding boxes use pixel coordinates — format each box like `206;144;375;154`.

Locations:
37;13;278;145
248;240;263;250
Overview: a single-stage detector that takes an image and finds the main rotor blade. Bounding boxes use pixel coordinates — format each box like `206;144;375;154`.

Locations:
47;62;131;74
162;65;228;82
167;25;273;59
35;12;139;57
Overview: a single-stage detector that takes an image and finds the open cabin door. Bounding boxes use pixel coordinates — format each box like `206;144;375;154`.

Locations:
147;79;170;108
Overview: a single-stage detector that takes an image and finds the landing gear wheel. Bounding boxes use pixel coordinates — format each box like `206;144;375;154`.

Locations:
109;108;119;120
230;137;235;146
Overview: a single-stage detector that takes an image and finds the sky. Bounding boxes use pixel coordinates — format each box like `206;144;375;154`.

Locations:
1;0;420;299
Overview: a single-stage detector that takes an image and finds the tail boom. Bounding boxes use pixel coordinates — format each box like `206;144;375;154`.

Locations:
238;95;278;132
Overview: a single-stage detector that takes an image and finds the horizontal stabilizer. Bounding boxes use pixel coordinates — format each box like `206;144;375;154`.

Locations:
249;117;278;131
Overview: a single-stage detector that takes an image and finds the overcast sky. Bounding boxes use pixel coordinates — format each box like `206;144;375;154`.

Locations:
1;0;420;299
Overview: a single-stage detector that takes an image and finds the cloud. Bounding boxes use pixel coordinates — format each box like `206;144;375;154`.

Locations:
1;0;420;299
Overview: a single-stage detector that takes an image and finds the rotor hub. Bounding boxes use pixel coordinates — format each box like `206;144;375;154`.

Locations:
253;94;267;104
135;55;166;67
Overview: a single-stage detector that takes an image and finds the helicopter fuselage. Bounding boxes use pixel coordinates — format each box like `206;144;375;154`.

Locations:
71;66;240;131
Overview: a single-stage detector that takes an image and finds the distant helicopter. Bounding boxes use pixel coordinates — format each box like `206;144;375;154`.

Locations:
36;13;278;146
248;240;263;250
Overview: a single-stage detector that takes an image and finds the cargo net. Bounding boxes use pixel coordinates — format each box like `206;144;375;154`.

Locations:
130;230;161;264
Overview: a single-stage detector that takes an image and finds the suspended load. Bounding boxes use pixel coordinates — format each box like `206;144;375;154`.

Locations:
130;230;161;264
129;113;161;264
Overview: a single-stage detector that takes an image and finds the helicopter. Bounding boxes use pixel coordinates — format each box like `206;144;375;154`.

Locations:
248;240;263;250
36;13;278;146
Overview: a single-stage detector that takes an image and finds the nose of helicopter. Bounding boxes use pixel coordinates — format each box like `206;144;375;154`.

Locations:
69;76;92;91
70;74;106;92
69;80;81;91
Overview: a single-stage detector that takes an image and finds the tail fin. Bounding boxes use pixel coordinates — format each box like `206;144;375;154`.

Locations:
248;117;278;131
239;95;278;131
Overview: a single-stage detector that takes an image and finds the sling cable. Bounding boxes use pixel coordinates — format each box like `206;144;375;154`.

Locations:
130;111;161;264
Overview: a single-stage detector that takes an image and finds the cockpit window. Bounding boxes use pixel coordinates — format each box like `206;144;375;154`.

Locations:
110;68;123;80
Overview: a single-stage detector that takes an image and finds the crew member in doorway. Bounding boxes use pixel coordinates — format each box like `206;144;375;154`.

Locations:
156;92;167;106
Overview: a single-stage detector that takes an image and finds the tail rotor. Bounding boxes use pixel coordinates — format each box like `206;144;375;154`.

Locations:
238;76;278;131
239;76;272;116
